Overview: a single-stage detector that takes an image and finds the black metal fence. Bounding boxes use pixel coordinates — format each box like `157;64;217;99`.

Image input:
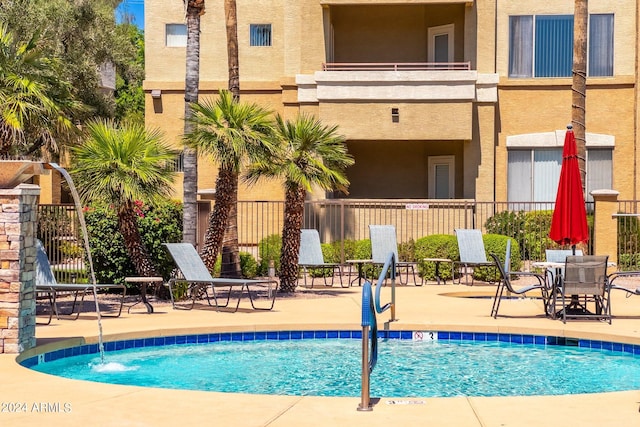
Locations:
38;198;640;278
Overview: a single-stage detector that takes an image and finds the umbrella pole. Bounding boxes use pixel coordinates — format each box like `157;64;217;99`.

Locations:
571;244;576;255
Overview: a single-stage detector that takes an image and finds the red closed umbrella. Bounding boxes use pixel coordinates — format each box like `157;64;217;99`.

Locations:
549;126;589;249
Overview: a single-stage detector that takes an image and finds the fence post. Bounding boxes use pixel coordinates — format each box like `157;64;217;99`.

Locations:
591;189;619;267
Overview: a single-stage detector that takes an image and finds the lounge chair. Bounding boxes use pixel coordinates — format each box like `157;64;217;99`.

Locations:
453;229;494;285
369;225;421;285
490;240;548;318
553;255;611;324
164;243;278;311
298;229;345;288
35;240;126;324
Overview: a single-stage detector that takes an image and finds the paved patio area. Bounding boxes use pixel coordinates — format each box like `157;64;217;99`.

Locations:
2;281;640;426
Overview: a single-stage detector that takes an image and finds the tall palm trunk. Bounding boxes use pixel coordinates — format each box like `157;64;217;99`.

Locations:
182;1;204;246
572;0;588;191
117;202;157;277
219;0;241;277
279;187;306;292
200;166;236;273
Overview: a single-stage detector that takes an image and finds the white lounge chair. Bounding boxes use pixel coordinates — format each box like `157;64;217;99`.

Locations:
35;240;126;324
164;243;278;311
298;229;345;288
453;229;494;285
369;225;421;285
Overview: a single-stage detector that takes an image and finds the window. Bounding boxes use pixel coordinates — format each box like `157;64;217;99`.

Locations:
509;14;614;78
250;24;272;46
428;24;454;63
428;156;454;199
166;24;187;47
507;148;612;203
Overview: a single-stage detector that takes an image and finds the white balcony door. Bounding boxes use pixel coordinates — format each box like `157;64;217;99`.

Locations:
428;24;454;63
428;156;455;199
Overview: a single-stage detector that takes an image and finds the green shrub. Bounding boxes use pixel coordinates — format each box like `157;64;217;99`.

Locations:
522;210;554;261
474;234;521;282
397;239;415;262
240;252;258;278
84;199;183;288
485;210;527;258
60;240;83;259
414;234;458;281
257;234;282;276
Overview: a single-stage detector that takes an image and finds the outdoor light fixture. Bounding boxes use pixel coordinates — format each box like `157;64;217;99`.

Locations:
391;107;399;123
151;89;162;99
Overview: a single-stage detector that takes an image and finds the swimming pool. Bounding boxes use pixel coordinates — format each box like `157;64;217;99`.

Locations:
24;330;640;398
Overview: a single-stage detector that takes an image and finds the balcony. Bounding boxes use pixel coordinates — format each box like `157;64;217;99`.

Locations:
296;62;498;140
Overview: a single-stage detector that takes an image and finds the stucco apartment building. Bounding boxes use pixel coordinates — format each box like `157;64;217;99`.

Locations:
143;0;638;206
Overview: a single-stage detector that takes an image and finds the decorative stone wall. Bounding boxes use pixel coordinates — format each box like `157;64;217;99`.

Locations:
0;184;40;353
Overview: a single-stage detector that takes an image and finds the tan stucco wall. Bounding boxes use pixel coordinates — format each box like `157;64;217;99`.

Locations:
318;102;473;140
496;82;635;200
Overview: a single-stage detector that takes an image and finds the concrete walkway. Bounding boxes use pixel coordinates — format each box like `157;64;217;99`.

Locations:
2;282;640;426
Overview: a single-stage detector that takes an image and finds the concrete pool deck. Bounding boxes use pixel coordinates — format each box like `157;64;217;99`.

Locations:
2;282;640;426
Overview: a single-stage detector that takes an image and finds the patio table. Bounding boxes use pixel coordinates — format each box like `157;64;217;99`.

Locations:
346;259;372;286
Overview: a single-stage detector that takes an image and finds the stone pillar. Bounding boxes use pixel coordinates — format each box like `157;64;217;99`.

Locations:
591;189;619;266
0;184;40;354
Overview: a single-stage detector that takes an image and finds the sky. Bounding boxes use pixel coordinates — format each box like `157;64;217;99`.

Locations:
116;0;144;29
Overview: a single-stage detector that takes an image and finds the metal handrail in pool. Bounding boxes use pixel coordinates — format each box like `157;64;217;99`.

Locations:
358;252;396;411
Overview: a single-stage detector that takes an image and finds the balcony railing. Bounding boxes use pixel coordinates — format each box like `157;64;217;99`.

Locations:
322;62;472;71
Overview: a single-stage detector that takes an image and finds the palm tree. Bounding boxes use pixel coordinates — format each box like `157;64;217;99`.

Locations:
221;0;242;277
572;0;588;190
224;0;239;99
71;120;176;277
0;24;80;158
184;90;275;275
182;0;205;246
245;114;354;293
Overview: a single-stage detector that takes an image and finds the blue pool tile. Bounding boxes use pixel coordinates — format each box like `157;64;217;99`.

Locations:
438;331;450;340
498;334;511;343
88;344;98;354
601;341;613;351
534;336;546;345
352;330;362;339
338;331;351;339
623;344;634;354
634;345;640;355
266;331;278;340
462;332;474;341
134;339;144;348
485;333;498;342
175;335;187;345
186;335;197;344
511;335;524;344
154;337;165;346
104;342;116;352
255;332;266;340
219;333;231;342
198;334;210;343
449;332;462;341
72;346;81;356
64;347;74;358
115;340;125;350
473;333;487;341
144;337;155;347
612;342;623;352
327;330;339;339
291;331;303;340
22;356;37;368
314;331;327;339
231;333;244;342
302;331;314;340
242;332;255;341
401;331;413;340
522;335;534;344
278;331;291;340
164;336;176;345
123;340;134;349
589;340;603;350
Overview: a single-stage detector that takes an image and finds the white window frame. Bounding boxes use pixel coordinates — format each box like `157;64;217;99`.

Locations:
166;24;187;47
428;155;455;199
428;24;454;63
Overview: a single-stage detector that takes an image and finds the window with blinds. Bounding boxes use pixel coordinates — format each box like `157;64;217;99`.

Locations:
166;24;187;47
509;14;614;78
250;24;272;47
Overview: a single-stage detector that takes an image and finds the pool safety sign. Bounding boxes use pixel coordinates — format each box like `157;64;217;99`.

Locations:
386;400;425;405
412;331;436;341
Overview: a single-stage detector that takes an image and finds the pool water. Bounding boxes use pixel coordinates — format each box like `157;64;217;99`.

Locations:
30;337;640;397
